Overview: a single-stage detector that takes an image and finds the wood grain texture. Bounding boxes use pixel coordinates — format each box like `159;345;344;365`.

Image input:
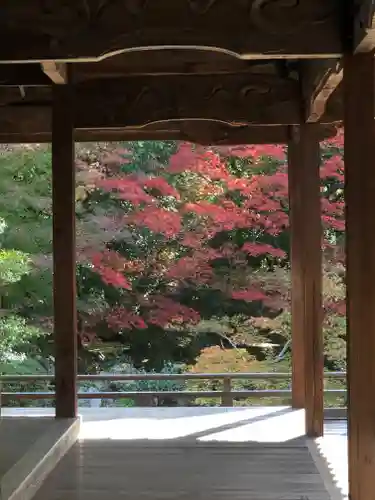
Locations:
301;60;343;123
288;125;324;435
0;0;340;62
0;72;301;127
32;440;332;500
0;122;338;145
52;66;77;418
41;62;67;84
353;0;375;53
344;51;375;500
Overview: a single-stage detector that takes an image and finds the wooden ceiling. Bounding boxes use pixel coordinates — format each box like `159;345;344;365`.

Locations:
0;1;373;144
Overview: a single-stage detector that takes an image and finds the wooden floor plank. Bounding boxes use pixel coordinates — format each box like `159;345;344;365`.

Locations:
33;440;333;500
0;418;56;477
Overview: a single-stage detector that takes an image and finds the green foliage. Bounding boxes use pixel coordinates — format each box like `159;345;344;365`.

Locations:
0;140;347;409
0;315;43;356
0;249;31;285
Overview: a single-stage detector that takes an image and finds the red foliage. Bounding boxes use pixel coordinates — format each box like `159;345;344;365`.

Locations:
127;206;182;237
231;289;268;302
92;251;131;290
88;138;345;332
98;176;155;206
142;177;181;199
144;296;200;327
107;307;147;330
242;242;286;259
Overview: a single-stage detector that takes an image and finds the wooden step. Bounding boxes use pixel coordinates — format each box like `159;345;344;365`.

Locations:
0;417;80;500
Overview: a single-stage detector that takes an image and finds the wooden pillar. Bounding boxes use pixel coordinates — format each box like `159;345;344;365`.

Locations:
52;66;77;418
288;124;324;437
344;51;375;500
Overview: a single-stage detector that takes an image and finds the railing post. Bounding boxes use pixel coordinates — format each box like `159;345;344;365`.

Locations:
221;377;233;406
136;394;155;407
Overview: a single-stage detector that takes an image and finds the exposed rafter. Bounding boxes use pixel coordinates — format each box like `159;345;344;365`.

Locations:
1;0;341;62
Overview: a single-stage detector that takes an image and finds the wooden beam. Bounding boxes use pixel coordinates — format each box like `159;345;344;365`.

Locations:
0;1;341;62
52;66;77;418
288;124;324;437
0;122;338;145
0;64;49;86
0;72;304;127
353;1;375;53
344;51;375;500
301;60;343;122
41;61;67;84
77;73;300;127
0;58;285;84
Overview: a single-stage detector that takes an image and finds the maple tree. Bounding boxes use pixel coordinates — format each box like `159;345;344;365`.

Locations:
76;137;345;369
0;135;346;379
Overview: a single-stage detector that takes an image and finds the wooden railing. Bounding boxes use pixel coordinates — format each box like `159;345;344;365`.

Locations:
0;371;346;407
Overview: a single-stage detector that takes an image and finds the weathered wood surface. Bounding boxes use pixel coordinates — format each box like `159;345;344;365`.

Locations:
0;115;338;146
0;72;302;127
317;420;348;500
301;60;343;123
52;70;77;419
0;1;341;62
353;0;375;53
344;51;375;500
0;418;55;478
33;440;332;500
288;125;324;435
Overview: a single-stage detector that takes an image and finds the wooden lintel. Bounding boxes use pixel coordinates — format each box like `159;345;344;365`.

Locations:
353;1;375;53
344;51;375;500
0;72;302;127
79;74;300;127
288;124;324;437
0;119;338;145
301;60;343;123
0;1;341;62
41;61;67;84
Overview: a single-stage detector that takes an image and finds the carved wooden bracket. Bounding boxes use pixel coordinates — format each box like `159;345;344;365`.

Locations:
41;62;67;84
301;60;343;123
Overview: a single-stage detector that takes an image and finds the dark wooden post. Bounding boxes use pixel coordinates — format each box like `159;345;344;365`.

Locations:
221;377;233;406
52;66;77;418
288;124;324;437
344;51;375;500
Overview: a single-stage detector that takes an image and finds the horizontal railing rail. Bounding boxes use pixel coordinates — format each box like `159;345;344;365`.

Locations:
0;371;347;407
0;371;347;382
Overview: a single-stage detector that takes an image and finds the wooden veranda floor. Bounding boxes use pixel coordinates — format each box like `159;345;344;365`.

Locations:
32;439;333;500
1;406;343;500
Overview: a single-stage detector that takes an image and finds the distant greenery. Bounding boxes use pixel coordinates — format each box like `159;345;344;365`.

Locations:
0;139;346;407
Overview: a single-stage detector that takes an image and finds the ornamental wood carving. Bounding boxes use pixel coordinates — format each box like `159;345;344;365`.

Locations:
1;0;341;62
0;73;300;125
76;74;300;127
